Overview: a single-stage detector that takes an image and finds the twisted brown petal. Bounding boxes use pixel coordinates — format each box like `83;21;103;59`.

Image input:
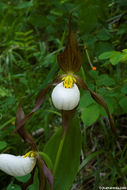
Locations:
15;103;37;150
15;79;60;132
76;76;117;137
37;154;53;190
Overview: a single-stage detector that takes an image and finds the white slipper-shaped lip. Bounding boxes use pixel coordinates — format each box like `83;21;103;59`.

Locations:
51;82;80;110
0;153;36;176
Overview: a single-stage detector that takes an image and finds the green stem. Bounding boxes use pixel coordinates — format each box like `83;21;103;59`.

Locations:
81;66;86;81
84;45;93;68
53;135;65;176
0;117;16;130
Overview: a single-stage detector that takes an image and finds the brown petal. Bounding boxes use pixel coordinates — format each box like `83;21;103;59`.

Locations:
15;103;37;150
15;79;60;132
77;76;117;137
37;154;53;190
58;14;82;73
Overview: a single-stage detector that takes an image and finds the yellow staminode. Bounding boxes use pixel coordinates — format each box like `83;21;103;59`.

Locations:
24;151;36;158
62;74;76;88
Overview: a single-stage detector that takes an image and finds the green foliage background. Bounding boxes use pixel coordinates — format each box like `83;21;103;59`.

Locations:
0;0;127;189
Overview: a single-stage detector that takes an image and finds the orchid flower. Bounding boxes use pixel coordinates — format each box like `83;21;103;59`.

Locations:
15;14;116;139
14;104;53;190
0;151;36;177
50;14;116;136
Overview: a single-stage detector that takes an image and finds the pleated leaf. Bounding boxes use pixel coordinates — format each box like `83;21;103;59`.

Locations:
44;116;81;190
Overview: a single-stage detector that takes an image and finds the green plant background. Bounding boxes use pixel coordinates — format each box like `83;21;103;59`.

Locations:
0;0;127;189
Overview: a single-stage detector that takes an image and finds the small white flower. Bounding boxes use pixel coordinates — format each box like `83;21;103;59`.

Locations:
51;82;80;110
0;153;36;176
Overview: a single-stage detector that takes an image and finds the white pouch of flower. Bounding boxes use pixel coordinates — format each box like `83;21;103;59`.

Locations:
0;153;36;176
52;81;80;111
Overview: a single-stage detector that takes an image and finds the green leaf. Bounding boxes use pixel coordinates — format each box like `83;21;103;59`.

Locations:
79;3;98;33
99;51;113;60
42;54;56;67
15;2;33;9
79;91;95;108
15;174;31;183
0;3;9;10
117;0;127;7
81;34;97;51
102;97;117;114
119;97;127;113
96;42;113;56
78;150;103;171
121;84;127;94
122;49;127;53
0;141;7;150
96;28;112;41
27;185;34;190
121;53;127;62
88;70;99;79
7;183;21;190
109;51;124;65
29;14;46;27
96;74;115;87
44;117;81;190
81;104;100;126
33;168;39;190
0;87;11;97
122;164;127;175
43;128;62;165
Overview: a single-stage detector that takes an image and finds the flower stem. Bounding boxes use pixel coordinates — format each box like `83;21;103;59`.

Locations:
84;44;93;68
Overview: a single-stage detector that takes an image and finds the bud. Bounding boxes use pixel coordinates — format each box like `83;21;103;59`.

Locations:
0;153;36;176
51;82;80;110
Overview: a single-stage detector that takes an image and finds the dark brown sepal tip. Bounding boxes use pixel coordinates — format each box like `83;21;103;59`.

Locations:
58;14;82;74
